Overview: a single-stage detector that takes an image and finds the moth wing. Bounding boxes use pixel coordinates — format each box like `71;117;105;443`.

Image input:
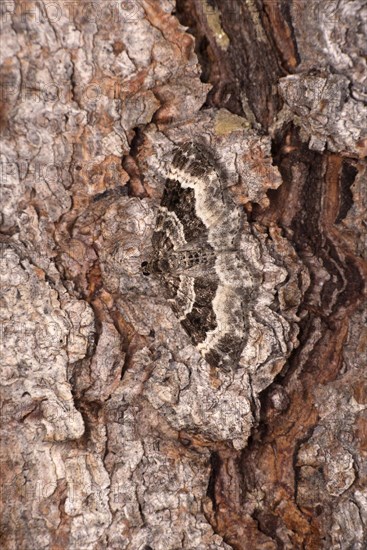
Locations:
151;143;247;370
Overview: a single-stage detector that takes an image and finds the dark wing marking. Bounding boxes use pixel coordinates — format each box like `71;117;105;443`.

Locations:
204;333;245;368
180;276;218;344
161;179;210;244
162;274;218;343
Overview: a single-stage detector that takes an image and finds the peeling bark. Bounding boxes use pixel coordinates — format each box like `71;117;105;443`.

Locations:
1;1;366;549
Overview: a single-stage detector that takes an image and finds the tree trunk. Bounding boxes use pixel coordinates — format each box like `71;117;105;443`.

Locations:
1;1;366;549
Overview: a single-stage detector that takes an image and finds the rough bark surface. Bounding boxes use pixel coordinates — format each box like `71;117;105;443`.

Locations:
0;1;366;549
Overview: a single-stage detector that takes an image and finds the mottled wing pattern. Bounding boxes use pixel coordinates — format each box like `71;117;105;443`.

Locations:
169;143;242;250
161;274;218;345
160;179;210;244
150;142;247;370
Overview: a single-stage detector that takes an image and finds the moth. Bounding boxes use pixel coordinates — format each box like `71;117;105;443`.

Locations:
142;143;248;370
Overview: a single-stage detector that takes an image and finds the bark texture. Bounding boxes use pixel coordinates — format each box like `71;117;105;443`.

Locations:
1;1;366;549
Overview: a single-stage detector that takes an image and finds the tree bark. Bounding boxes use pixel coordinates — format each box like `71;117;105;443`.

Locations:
1;1;366;549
